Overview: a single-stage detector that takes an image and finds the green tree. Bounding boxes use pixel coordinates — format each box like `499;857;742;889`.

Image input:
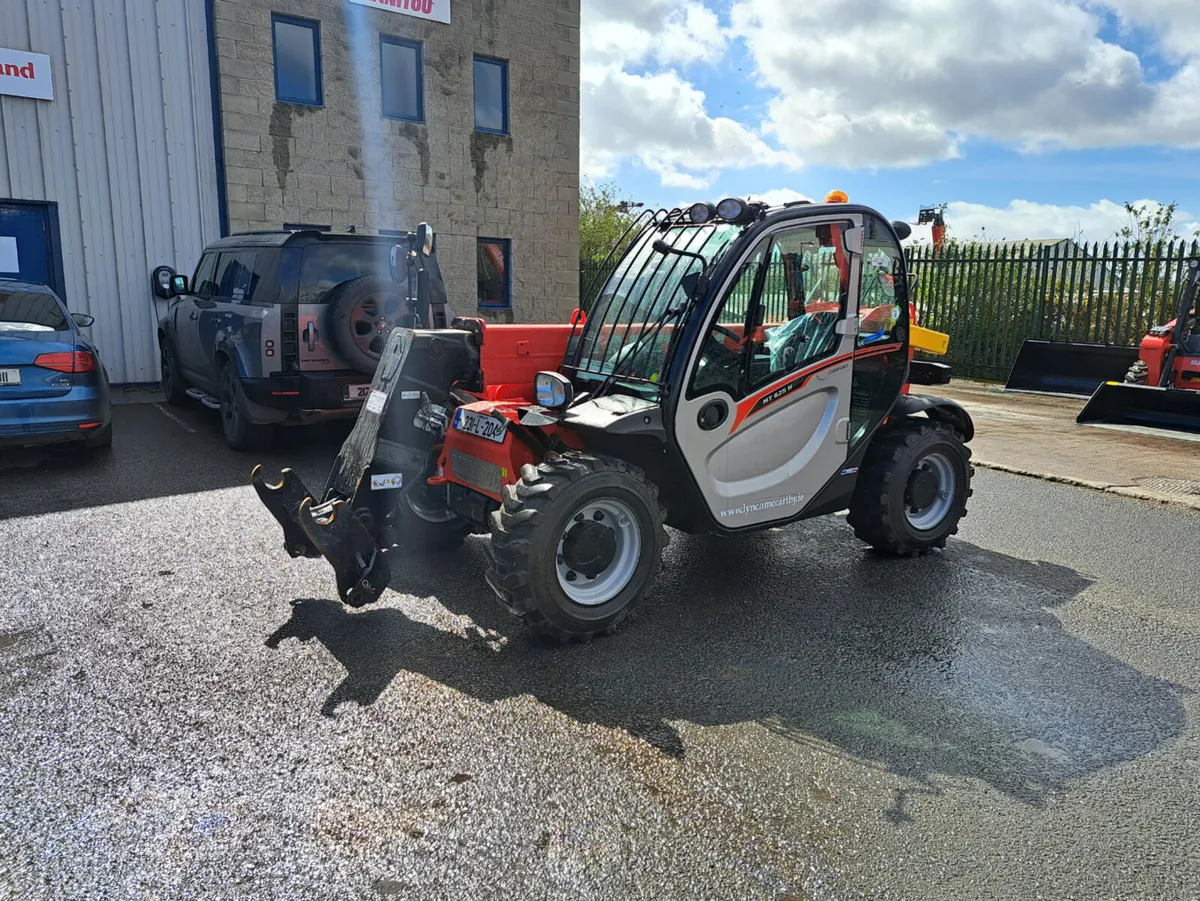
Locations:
1116;201;1199;244
580;179;641;264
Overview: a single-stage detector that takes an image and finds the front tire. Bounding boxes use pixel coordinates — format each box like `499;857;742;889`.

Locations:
486;452;667;642
160;339;189;406
848;420;973;557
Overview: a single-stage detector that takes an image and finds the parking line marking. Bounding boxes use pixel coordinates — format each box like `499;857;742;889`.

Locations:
154;403;197;434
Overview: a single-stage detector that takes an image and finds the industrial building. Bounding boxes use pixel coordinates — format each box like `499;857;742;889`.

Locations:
0;0;581;383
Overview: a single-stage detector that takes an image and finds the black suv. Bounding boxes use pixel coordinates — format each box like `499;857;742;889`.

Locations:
153;226;453;449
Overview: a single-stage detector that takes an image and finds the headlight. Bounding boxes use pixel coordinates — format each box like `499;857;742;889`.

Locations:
689;202;716;224
717;197;748;221
535;372;574;409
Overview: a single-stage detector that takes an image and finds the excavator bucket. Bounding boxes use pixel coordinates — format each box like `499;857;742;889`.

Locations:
1004;339;1139;397
1076;381;1200;434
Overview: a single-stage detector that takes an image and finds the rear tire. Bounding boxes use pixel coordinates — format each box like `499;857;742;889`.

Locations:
1125;359;1148;384
218;358;273;451
84;423;113;449
160;339;189;406
848;420;973;557
486;452;667;642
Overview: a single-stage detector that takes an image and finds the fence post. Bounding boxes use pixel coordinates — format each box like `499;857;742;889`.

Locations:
1034;246;1050;339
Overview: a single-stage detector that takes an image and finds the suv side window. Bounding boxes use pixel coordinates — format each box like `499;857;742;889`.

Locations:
192;253;219;297
214;250;259;302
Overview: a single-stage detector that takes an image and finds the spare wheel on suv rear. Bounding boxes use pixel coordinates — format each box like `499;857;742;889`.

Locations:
326;275;412;374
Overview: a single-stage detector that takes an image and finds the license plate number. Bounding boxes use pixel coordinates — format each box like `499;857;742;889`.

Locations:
454;408;509;443
0;368;21;386
344;384;371;402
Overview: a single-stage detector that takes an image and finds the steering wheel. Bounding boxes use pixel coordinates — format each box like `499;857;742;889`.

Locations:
711;322;741;342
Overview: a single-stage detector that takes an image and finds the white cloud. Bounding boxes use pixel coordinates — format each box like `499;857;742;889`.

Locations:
729;0;1200;169
580;0;801;189
581;65;802;190
903;198;1200;244
748;188;813;207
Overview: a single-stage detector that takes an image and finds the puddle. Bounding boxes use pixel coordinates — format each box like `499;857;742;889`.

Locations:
1016;738;1070;764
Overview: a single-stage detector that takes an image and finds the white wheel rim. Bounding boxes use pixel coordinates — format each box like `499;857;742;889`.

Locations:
906;452;957;531
556;498;642;607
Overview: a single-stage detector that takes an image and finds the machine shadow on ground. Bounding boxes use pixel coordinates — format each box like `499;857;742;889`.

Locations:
265;521;1188;817
0;402;351;520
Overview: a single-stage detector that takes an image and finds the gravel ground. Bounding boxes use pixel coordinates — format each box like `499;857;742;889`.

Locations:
1;402;1198;900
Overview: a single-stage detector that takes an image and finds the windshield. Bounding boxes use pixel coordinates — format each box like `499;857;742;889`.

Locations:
0;290;68;332
573;222;742;389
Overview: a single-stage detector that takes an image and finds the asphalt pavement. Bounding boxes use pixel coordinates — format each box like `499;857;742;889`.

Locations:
1;401;1198;900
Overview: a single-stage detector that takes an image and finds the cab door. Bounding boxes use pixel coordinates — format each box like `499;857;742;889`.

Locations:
672;215;863;530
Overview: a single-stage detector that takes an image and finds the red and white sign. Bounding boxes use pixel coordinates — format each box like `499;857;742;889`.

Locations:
0;48;53;101
347;0;450;24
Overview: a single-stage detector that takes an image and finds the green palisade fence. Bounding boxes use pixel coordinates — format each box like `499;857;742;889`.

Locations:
904;239;1200;381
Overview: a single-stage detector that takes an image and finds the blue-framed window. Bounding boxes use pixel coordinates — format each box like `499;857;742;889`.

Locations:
477;238;511;309
380;37;423;122
272;14;322;106
473;56;508;134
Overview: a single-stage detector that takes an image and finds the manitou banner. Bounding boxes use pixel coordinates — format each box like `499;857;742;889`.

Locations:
0;48;52;101
347;0;451;24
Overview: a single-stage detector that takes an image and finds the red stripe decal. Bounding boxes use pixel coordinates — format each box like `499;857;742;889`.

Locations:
729;342;902;433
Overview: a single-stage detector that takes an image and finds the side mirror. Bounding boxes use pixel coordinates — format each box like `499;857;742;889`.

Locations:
892;221;913;241
680;271;709;299
152;265;177;299
416;222;434;257
71;312;95;328
171;275;189;295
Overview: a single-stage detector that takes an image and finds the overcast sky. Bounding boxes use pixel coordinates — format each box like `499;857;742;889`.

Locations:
580;0;1200;243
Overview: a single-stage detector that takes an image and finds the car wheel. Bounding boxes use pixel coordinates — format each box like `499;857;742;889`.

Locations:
160;340;190;406
218;359;273;451
84;423;113;449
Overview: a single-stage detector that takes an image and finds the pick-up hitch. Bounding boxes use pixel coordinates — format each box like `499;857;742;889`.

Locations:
252;329;418;608
251;325;483;609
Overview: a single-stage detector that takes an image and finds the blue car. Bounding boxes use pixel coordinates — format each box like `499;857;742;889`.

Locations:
0;279;112;449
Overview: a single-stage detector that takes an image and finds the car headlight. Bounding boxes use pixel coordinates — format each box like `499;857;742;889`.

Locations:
535;372;574;409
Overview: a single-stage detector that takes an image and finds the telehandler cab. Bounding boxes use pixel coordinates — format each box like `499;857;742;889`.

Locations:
252;193;976;641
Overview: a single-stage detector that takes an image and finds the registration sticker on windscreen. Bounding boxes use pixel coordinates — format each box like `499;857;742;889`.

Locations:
454;408;509;443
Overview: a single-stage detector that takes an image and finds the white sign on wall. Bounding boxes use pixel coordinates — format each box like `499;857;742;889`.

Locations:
347;0;450;25
0;236;19;274
0;48;53;101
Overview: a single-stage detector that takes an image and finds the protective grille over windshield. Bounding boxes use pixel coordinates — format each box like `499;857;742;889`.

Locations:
572;210;740;388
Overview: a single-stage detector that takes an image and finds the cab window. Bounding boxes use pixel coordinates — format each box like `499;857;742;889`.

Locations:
689;222;851;399
857;217;907;348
